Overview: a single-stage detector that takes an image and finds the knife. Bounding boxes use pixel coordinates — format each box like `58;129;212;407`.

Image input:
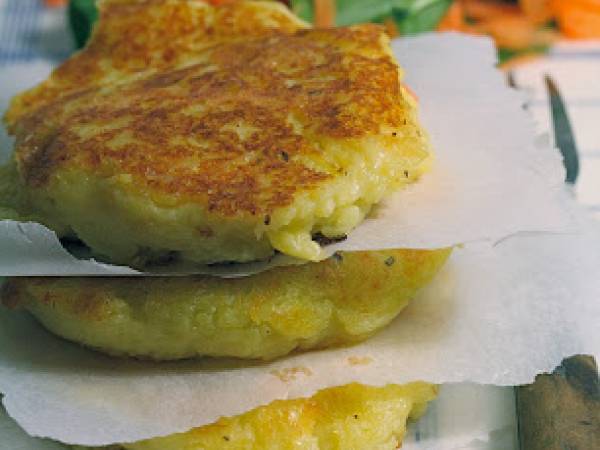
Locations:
515;76;598;450
545;75;580;184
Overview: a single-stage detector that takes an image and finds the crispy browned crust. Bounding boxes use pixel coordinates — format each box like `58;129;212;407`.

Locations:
4;0;307;128
10;17;408;217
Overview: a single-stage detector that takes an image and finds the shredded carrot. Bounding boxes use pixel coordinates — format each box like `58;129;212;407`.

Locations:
314;0;336;28
557;0;600;12
44;0;66;6
519;0;555;24
461;0;520;21
437;1;465;31
477;14;557;50
437;0;560;51
383;18;400;38
553;0;600;38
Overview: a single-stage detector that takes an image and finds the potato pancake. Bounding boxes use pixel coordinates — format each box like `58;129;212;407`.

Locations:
2;248;450;361
72;382;437;450
5;0;308;126
5;0;431;266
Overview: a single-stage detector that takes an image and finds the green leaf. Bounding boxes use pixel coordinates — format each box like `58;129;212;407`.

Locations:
497;48;519;65
334;0;399;26
291;0;399;25
497;45;549;65
291;0;451;30
68;0;98;49
392;0;453;35
290;0;315;23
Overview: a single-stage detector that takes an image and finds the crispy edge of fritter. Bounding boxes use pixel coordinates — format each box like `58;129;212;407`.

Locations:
2;248;451;361
70;382;438;450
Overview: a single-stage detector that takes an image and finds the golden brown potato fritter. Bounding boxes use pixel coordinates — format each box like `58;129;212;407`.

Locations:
3;249;450;361
72;382;437;450
5;1;431;266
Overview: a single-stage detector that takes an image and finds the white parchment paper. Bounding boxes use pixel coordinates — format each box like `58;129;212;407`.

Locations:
0;34;574;276
0;206;598;446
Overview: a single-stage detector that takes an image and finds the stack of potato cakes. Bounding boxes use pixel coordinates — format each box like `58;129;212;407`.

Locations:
1;1;450;448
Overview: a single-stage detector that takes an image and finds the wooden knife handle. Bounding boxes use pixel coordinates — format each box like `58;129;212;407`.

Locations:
516;355;600;449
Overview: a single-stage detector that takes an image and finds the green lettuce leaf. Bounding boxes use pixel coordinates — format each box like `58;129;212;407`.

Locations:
68;0;98;49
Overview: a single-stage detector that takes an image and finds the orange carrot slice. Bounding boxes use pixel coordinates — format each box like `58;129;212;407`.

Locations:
553;0;600;38
519;0;555;24
437;1;466;31
479;14;557;50
44;0;66;6
314;0;336;28
462;0;520;21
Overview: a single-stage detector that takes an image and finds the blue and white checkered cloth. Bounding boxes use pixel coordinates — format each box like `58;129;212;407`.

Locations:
0;0;73;65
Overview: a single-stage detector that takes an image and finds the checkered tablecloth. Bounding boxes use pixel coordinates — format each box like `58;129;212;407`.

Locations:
0;0;72;65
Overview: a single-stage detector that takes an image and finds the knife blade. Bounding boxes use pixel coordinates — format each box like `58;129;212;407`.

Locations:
545;75;580;184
